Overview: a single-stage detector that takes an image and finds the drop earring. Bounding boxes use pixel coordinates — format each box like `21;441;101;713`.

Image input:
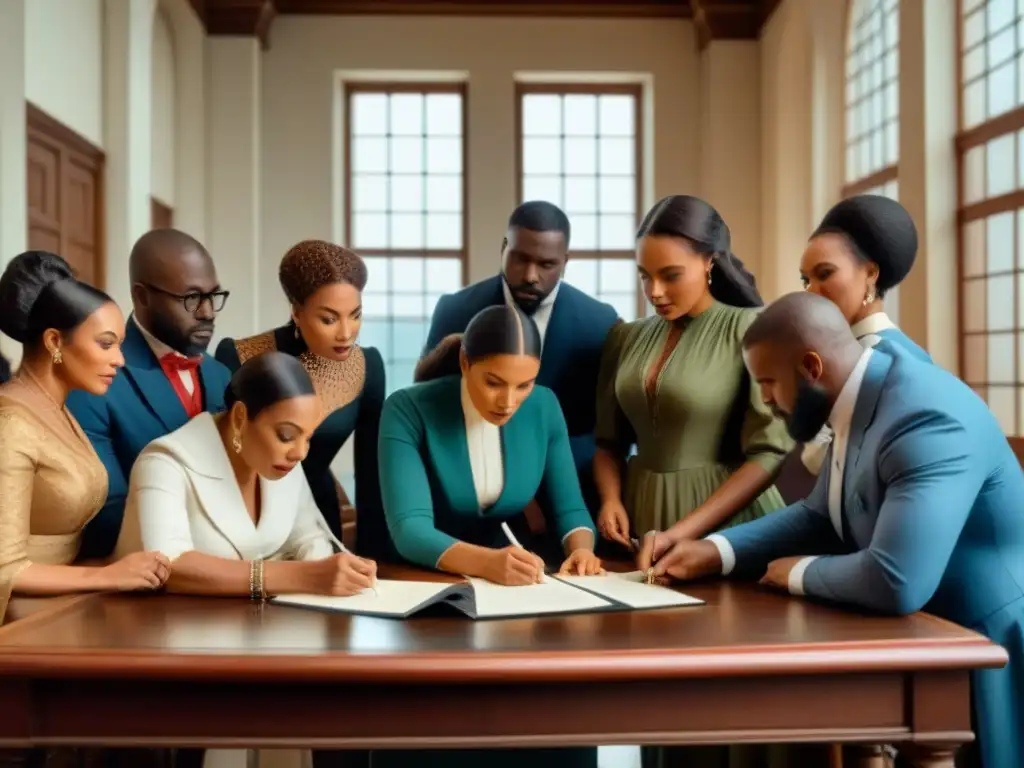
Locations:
294;325;300;340
232;429;242;454
52;348;63;365
863;288;876;306
707;271;713;286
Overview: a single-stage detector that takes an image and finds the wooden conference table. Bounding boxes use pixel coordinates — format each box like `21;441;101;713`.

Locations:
0;566;1008;768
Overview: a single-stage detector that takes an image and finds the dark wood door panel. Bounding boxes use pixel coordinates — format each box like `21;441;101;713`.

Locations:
25;104;105;289
151;197;173;229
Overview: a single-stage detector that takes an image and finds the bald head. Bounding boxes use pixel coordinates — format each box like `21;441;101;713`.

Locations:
742;291;860;354
741;292;867;442
129;228;211;284
129;228;222;356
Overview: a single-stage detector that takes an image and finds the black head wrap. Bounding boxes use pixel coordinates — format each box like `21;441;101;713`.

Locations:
812;194;918;295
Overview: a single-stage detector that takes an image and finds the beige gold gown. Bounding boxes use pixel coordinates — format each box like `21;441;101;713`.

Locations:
0;376;107;623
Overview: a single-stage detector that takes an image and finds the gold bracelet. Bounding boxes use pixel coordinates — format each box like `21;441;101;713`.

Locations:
249;559;264;601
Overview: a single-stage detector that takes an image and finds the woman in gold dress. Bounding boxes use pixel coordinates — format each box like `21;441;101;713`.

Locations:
0;251;171;625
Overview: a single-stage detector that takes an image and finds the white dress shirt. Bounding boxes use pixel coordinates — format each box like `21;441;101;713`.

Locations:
850;311;898;350
116;412;342;563
502;279;560;347
707;348;875;596
462;379;504;509
800;312;897;474
134;316;196;396
459;378;591;551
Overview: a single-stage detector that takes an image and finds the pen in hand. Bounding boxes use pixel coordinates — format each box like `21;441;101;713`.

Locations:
501;522;544;583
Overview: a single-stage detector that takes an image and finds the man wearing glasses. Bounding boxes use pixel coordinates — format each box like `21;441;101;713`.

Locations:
68;228;233;564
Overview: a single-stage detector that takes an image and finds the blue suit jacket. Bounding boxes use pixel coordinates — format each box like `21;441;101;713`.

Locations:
423;275;619;512
67;320;232;558
720;342;1024;767
868;326;932;362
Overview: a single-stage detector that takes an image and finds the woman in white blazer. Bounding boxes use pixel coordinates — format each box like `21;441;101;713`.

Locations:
116;351;377;599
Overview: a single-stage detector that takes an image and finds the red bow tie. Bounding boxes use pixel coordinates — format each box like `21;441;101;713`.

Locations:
160;353;201;373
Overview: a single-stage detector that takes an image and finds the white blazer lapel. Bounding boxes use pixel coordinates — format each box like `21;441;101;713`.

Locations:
157;414;262;560
254;472;303;558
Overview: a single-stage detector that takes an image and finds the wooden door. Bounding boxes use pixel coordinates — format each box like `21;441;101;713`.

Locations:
151;197;174;229
26;104;105;288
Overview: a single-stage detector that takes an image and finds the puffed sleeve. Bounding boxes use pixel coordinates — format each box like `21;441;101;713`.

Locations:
736;310;794;474
128;451;198;561
594;320;636;456
0;407;40;622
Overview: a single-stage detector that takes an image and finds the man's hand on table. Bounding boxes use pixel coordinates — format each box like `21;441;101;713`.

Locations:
759;557;803;592
642;538;722;583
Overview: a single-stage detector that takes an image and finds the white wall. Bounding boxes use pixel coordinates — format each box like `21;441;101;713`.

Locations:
259;14;702;330
24;0;105;148
152;7;176;207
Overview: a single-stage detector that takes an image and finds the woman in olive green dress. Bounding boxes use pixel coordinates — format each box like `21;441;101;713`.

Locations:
594;195;795;768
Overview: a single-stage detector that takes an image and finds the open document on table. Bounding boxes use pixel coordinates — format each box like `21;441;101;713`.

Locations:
270;571;704;620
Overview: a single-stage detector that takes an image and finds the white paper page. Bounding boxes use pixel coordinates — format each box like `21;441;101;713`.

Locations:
554;571;704;609
272;579;456;617
466;575;612;618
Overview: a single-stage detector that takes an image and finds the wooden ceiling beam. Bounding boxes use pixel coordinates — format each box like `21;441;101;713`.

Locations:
273;1;688;17
188;0;785;49
190;0;277;49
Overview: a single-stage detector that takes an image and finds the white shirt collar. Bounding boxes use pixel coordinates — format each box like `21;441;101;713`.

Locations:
828;348;874;435
133;315;183;360
461;377;489;429
501;279;560;313
850;312;897;340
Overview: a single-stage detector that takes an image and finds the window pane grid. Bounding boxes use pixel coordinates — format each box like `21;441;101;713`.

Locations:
563;257;640;321
518;85;642;315
958;1;1024;438
845;0;900;183
345;85;467;392
960;0;1024;128
519;88;640;252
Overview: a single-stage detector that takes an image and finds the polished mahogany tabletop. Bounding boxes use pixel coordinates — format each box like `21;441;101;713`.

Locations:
0;569;1005;683
0;569;1006;760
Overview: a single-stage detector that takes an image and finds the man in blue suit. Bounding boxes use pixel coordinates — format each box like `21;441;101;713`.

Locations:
640;292;1024;768
418;201;620;518
68;229;232;561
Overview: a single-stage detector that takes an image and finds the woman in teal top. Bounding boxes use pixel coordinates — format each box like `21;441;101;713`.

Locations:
379;303;601;583
375;304;601;768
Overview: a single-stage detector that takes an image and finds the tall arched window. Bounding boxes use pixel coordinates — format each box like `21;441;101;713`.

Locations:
956;0;1024;453
844;0;901;316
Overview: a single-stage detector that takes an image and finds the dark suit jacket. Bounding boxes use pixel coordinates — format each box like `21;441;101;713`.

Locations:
422;275;619;513
67;320;232;558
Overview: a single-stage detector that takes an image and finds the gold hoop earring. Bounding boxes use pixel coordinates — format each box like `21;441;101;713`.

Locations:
232;430;242;454
52;349;63;365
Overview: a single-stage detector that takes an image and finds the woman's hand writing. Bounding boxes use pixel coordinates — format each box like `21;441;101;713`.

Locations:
98;551;171;591
308;552;377;596
558;549;604;576
485;546;545;586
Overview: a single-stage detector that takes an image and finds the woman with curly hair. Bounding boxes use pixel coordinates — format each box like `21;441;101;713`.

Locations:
215;240;389;561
